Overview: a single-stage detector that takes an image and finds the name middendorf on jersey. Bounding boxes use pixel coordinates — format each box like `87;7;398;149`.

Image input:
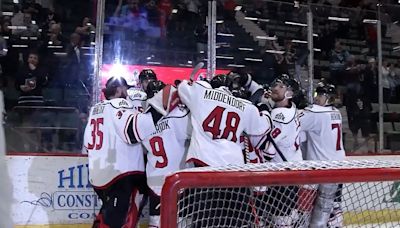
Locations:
204;89;245;111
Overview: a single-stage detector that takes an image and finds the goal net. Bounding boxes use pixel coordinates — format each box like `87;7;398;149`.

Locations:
160;160;400;228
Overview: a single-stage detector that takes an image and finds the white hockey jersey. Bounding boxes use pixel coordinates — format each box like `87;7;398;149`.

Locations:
141;107;191;195
299;105;345;161
128;88;147;113
268;103;303;162
0;91;13;228
178;80;271;167
84;98;155;188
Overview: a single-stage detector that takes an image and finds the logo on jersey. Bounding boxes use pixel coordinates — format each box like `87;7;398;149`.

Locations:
116;110;126;119
119;100;129;107
275;113;285;121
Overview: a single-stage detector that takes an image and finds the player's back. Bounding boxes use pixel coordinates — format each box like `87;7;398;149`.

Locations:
84;98;145;187
300;105;345;161
141;107;190;195
178;80;270;167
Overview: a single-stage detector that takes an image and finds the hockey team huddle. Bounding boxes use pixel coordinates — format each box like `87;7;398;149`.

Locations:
83;68;346;228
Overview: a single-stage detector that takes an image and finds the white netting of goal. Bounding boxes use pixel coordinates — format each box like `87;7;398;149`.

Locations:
161;160;400;228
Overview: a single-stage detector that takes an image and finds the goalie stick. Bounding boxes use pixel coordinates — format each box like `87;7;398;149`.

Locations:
189;62;204;81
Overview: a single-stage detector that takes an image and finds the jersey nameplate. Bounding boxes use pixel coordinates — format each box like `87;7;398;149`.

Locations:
92;105;105;115
203;89;245;111
109;98;133;109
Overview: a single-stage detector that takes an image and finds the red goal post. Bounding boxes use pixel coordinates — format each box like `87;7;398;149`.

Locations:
160;160;400;227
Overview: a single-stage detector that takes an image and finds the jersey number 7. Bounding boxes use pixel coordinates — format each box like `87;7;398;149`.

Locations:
202;106;241;142
331;123;342;151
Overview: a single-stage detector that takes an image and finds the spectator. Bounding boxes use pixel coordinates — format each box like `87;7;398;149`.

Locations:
0;30;7;87
15;51;48;105
194;21;207;54
158;0;172;38
183;0;201;30
223;0;237;20
75;17;95;46
344;55;361;96
361;57;378;102
22;0;43;22
174;0;187;31
64;33;84;85
382;61;396;103
329;40;350;87
0;20;12;37
47;23;66;45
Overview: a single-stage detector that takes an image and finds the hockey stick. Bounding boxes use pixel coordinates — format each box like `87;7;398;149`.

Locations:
189;62;204;81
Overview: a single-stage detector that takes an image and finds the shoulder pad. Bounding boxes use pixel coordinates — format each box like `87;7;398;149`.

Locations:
128;89;147;101
166;105;190;119
305;104;336;113
109;98;134;109
271;105;296;124
195;80;212;88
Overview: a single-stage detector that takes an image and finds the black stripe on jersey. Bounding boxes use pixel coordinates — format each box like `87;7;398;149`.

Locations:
161;109;190;120
127;116;139;144
305;110;338;114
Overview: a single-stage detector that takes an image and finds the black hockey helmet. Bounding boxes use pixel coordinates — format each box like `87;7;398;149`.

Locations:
139;69;157;83
231;87;251;99
271;74;300;94
210;74;233;90
145;80;166;98
315;81;336;97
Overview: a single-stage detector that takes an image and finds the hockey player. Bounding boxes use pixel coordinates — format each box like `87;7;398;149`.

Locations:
140;80;191;228
126;68;158;112
227;70;264;105
299;82;345;227
257;74;303;227
265;74;302;163
84;76;156;228
177;74;272;227
177;74;272;167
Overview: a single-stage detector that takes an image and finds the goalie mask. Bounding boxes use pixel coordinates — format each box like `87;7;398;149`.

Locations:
314;81;336;106
146;80;166;99
210;74;233;91
139;69;157;91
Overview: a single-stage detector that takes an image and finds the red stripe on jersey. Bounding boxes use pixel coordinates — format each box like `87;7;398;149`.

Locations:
92;171;145;190
187;158;209;167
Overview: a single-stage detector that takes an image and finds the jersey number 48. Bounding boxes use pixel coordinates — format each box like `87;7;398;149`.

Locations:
202;106;241;142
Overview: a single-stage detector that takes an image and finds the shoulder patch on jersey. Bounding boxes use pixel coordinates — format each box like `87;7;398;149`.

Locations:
271;104;296;124
306;104;337;113
109;98;134;109
128;89;147;101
